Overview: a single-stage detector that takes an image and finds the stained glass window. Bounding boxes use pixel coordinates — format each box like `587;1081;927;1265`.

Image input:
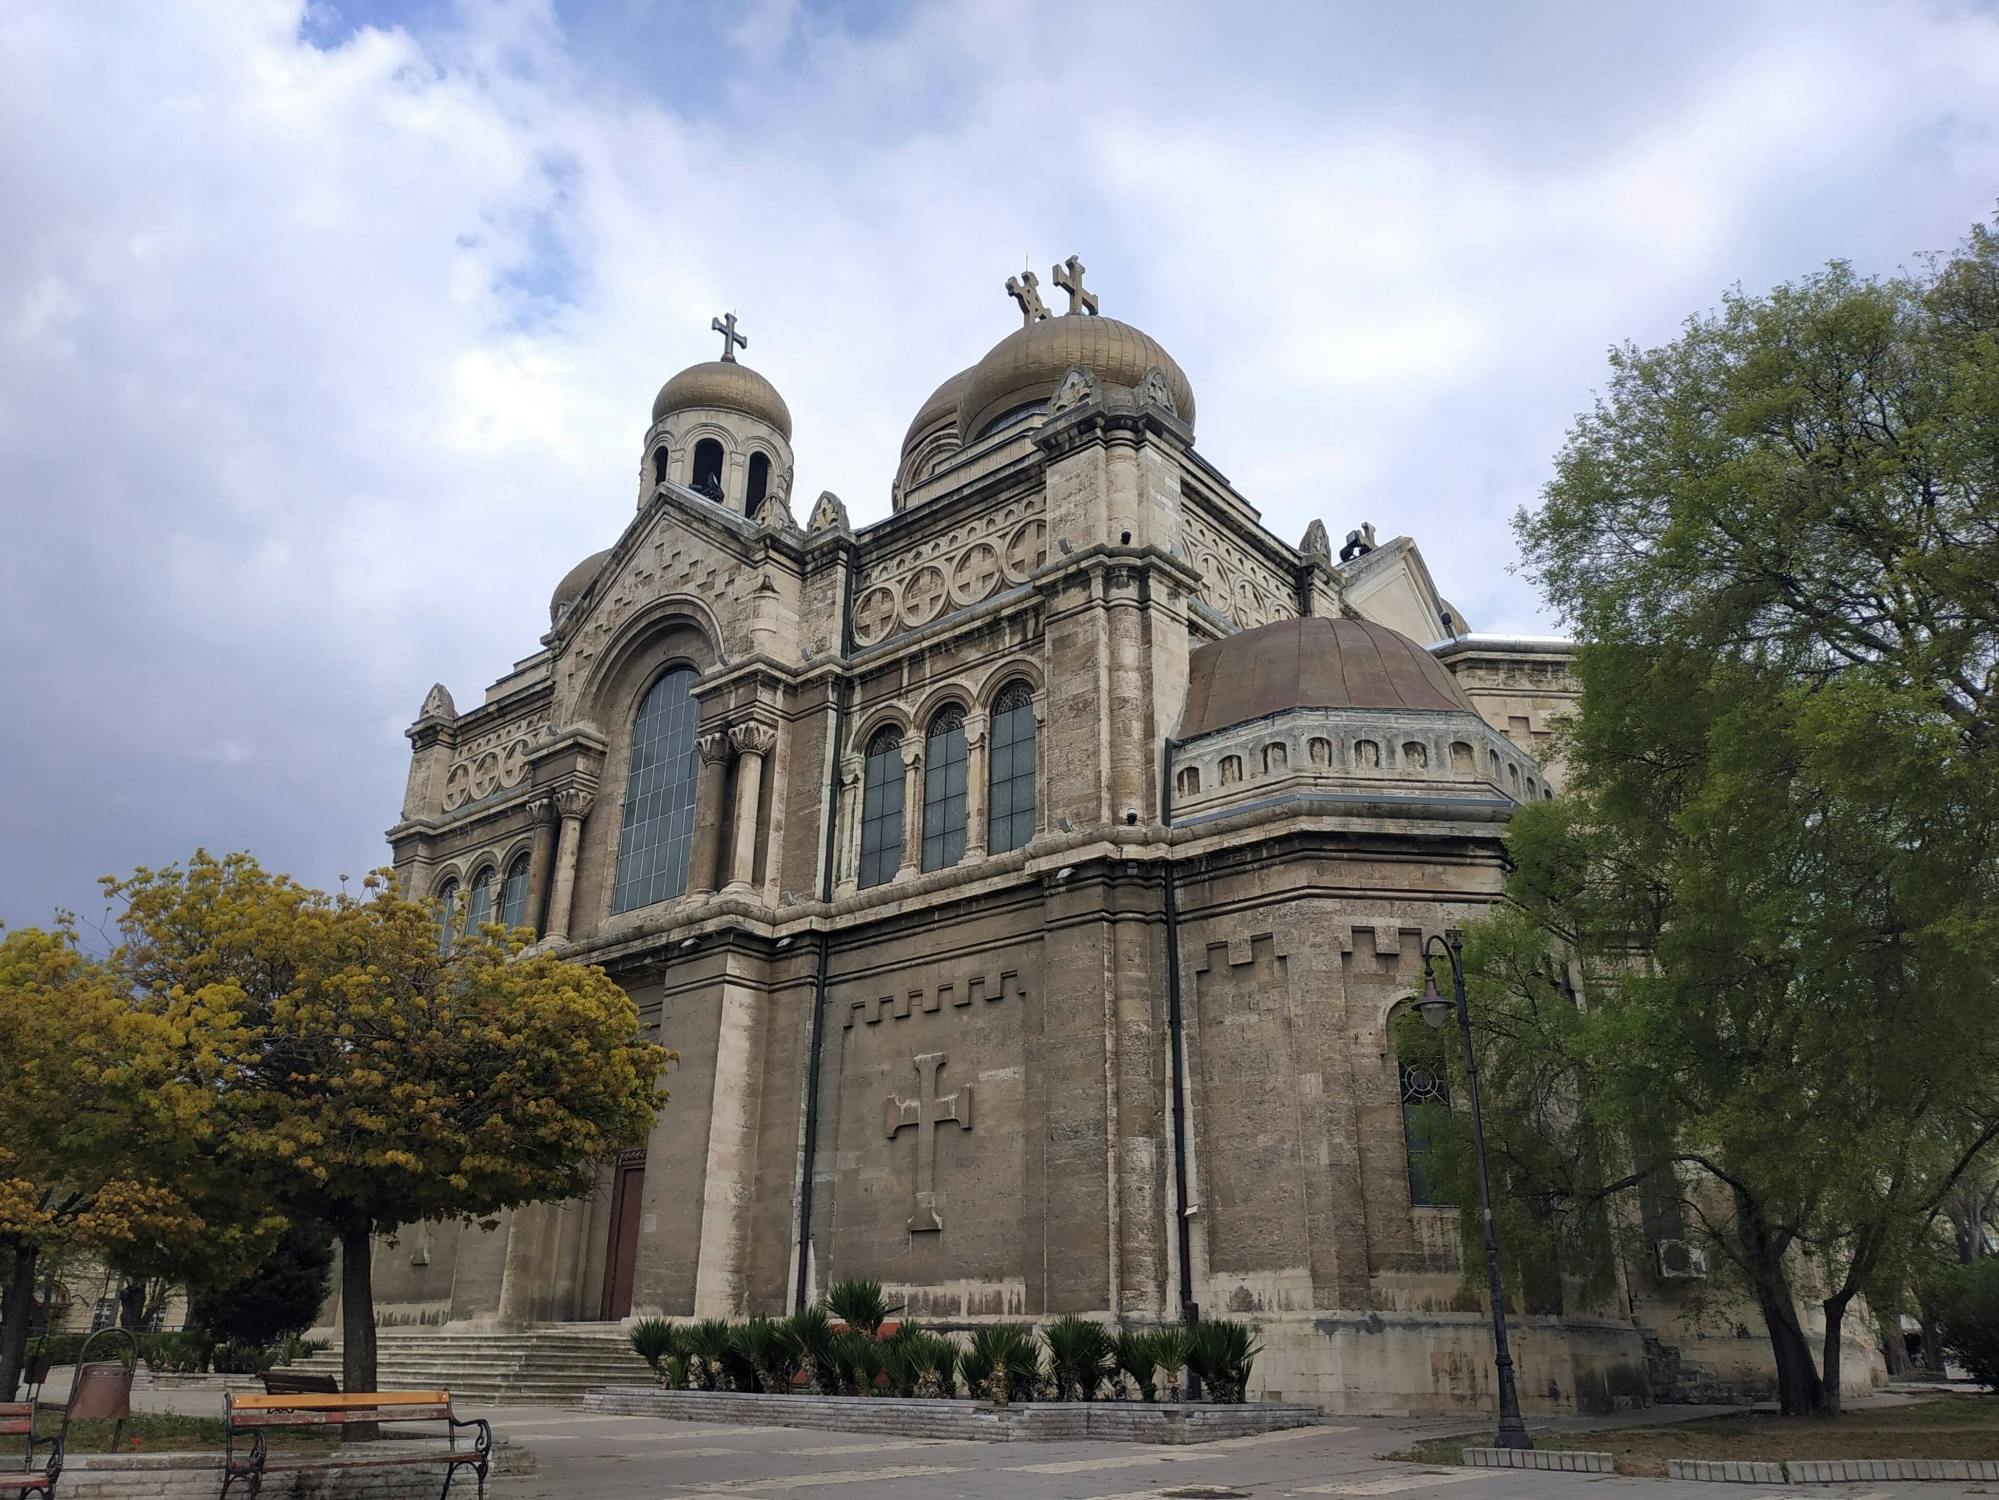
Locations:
858;725;905;890
987;682;1037;855
612;667;701;913
921;707;968;872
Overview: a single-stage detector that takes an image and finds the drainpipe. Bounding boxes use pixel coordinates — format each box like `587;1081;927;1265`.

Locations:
1161;736;1200;1389
793;542;858;1311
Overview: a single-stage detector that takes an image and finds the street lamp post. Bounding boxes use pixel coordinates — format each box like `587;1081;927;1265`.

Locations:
1417;929;1533;1452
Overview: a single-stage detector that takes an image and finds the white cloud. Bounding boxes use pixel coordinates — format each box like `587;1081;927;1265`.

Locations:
2;0;1996;921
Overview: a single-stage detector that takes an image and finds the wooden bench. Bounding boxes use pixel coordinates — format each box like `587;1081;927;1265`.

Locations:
0;1402;58;1498
222;1390;491;1499
258;1369;339;1398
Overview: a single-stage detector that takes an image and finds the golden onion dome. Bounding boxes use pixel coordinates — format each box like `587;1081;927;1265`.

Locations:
956;316;1194;441
651;359;792;439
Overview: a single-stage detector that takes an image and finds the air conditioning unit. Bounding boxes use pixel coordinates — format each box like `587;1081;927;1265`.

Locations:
1657;1239;1708;1280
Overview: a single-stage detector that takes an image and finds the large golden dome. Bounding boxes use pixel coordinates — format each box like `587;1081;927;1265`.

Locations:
903;365;973;453
651;359;792;439
956;316;1194;441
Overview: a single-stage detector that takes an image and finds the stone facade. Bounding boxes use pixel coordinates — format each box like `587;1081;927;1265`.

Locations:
341;284;1881;1414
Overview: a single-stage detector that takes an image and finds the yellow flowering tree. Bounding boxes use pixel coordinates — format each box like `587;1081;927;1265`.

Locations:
107;852;671;1395
0;924;280;1397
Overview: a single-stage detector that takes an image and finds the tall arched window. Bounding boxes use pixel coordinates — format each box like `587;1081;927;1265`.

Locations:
612;667;702;913
691;439;725;499
498;853;531;932
652;446;670;486
435;879;459;954
464;866;495;935
1399;1045;1454;1208
858;725;905;890
987;682;1037;854
745;452;771;519
921;706;968;872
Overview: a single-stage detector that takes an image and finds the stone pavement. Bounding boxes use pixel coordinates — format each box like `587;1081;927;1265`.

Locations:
477;1405;1999;1500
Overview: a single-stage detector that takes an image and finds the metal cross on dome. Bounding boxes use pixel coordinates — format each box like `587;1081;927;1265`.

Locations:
711;312;747;362
1005;269;1050;327
1053;254;1098;316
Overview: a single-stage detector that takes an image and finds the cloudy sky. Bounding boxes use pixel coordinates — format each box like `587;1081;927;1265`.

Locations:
2;0;1996;929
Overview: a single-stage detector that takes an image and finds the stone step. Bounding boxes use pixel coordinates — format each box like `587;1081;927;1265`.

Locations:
301;1328;653;1404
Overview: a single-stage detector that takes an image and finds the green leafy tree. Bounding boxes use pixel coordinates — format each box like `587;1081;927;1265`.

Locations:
1461;216;1999;1415
188;1219;334;1348
106;851;672;1397
0;924;283;1398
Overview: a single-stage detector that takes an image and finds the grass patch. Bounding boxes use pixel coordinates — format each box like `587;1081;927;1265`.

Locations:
1385;1394;1999;1478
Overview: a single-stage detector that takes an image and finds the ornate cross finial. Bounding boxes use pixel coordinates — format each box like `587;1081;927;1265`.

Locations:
711;311;747;362
1005;270;1050;327
1052;255;1098;316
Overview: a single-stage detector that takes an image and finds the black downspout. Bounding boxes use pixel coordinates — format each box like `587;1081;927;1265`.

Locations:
793;541;858;1311
1161;737;1200;1383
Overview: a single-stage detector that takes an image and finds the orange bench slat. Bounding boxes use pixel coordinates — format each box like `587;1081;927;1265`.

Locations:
232;1390;449;1411
232;1407;450;1428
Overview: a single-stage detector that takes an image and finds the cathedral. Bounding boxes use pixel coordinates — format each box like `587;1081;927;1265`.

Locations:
358;261;1818;1414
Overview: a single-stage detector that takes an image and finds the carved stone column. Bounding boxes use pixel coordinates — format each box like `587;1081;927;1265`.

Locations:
834;754;863;896
896;739;924;881
542;785;595;944
687;732;734;897
724;721;776;894
962;711;990;859
523;796;559;937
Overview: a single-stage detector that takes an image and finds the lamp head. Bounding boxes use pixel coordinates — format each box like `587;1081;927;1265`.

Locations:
1416;970;1452;1029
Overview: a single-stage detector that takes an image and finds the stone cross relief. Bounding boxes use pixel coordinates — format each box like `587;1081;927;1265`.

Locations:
711;311;747;362
885;1052;972;1233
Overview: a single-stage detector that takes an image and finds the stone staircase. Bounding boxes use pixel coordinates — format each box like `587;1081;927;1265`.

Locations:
297;1324;652;1404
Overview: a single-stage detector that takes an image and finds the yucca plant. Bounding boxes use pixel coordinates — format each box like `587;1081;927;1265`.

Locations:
1149;1324;1194;1402
1186;1318;1262;1404
1113;1327;1158;1402
826;1276;900;1338
687;1318;734;1392
849;1330;888;1396
629;1317;680;1381
957;1337;994;1400
967;1324;1040;1406
788;1305;838;1394
1041;1314;1112;1401
907;1330;959;1398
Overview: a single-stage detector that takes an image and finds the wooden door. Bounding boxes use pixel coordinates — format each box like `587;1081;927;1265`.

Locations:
600;1151;646;1320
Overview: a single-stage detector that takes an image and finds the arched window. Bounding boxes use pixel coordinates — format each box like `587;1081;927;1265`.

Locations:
652;446;670;486
464;867;495;935
1175;765;1200;798
988;682;1037;854
691;439;725;499
612;667;702;913
858;725;905;889
921;706;968;872
1400;1045;1455;1208
435;879;459;954
498;853;531;932
745;452;771;518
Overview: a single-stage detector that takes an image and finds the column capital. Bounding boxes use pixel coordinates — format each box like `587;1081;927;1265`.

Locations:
899;740;923;772
729;720;778;758
698;729;734;765
526;794;558;825
553;784;595;821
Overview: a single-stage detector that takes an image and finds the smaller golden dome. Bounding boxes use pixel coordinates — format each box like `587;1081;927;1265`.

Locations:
903;366;973;454
550;548;611;624
1179;617;1477;739
652;360;792;439
957;316;1194;441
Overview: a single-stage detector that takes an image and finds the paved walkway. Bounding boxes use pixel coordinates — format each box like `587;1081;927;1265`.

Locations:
477;1405;1999;1500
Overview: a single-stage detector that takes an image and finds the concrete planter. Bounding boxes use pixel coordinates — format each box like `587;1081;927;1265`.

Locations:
584;1386;1319;1443
54;1440;532;1498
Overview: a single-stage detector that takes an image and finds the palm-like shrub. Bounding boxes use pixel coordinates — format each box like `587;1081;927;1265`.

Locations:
879;1323;922;1398
1186;1318;1262;1404
903;1329;960;1398
967;1324;1040;1406
1113;1327;1158;1402
1149;1325;1194;1402
826;1277;899;1338
850;1330;888;1396
788;1305;839;1394
629;1317;681;1382
1041;1314;1112;1401
686;1319;734;1391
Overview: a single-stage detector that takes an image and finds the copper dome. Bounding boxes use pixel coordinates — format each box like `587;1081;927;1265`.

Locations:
1179;617;1478;739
